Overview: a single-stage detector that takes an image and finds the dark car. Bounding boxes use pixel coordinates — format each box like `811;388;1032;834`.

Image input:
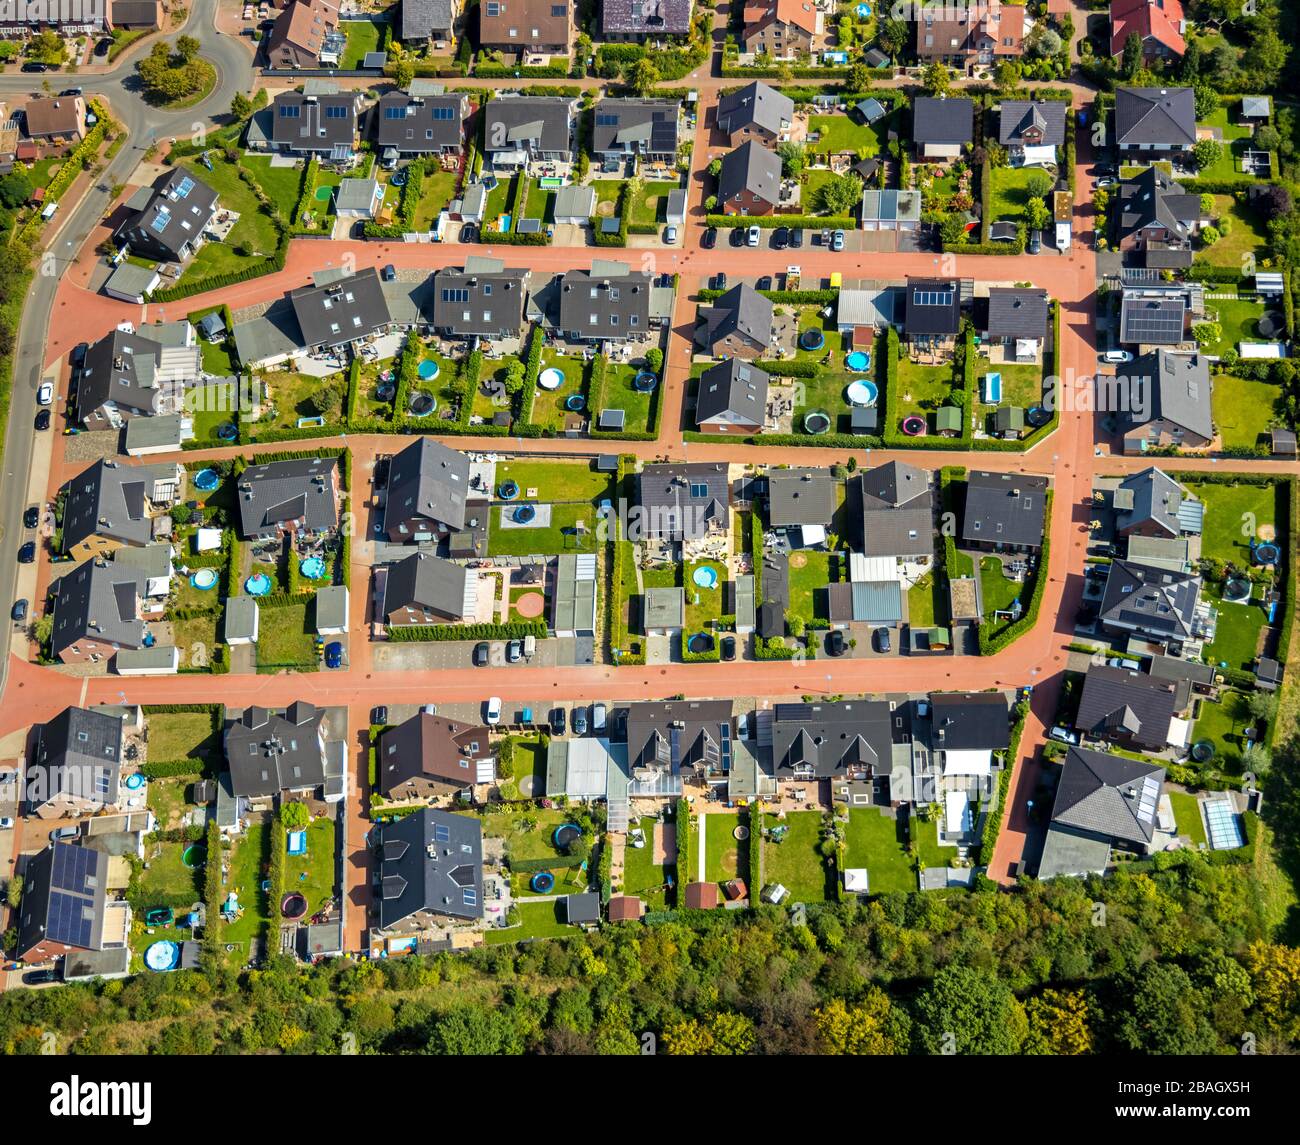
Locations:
34;409;50;431
1091;162;1116;177
790;227;804;249
94;38;112;56
17;541;35;564
23;505;39;529
551;706;567;736
472;641;490;666
827;629;846;657
721;635;736;661
71;342;88;369
572;706;589;736
324;641;344;669
713;272;727;291
729;227;746;247
1028;230;1042;254
380;263;396;282
873;626;891;654
60;88;82;97
22;969;57;986
701;226;717;249
11;599;28;623
21;62;48;73
755;275;772;291
771;226;790;250
371;705;388;726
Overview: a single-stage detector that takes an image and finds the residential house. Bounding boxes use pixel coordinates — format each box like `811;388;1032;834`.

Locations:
997;100;1068;163
716;139;782;215
27;706;127;819
108;0;163;29
71;326;201;431
961;470;1048;553
429;259;529;341
740;0;821;59
911;97;974;160
266;0;341;69
694;282;773;359
1115;166;1199;265
637;462;730;542
1118;284;1194;346
982;286;1049;357
602;0;694;39
914;3;1026;65
769;700;894;793
224;702;338;802
376;711;495;801
1122;350;1213;452
903;277;962;349
1074;663;1183;752
479;0;572;56
1112;466;1192;540
374;807;484;930
15;843;132;965
60;460;185;560
115;168;220;264
333;177;384;219
553;552;598;638
853;460;933;561
556;264;652;342
49;560;149;666
22;96;86;146
767;467;837;532
590;99;682;165
714;81;794;147
290;267;391;351
859;188;921;233
482;95;574;168
694;358;770;432
269;88;359;161
1114;86;1196;155
234;456;340;541
376;87;467;160
1109;0;1185;62
625;699;734;793
382;437;471;542
400;0;461;43
1098;558;1205;649
929;690;1010;783
1038;747;1166;878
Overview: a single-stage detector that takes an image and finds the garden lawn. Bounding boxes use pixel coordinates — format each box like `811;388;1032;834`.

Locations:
256;602;317;670
912;816;955;872
628;180;679;227
356;357;397;422
522;176;556;223
1202;294;1268;356
599;360;657;434
221;822;272;949
843;807;915;893
684;559;726;634
146;776;189;832
982;361;1042;409
255;369;347;432
488;504;597;556
147;711;220;770
242;154;306;206
808;113;884;156
411;168;458;230
703;812;746;886
763;810;830;902
284;816;336;914
492;459;611;504
530;348;589;432
174;153;282;286
1183;480;1276;565
1196;105;1254;181
591;180;622;215
622;817;670;909
187;379;242;444
786;550;836;625
907;569;945;628
1212;373;1284;450
989;165;1041;223
483;174;512;223
136;836;202;909
1191;690;1252;774
483;899;582;944
496;734;545;801
979;556;1024;615
171;613;219;671
1169;791;1208;847
894;356;957;425
1202;583;1269;672
339;18;384;69
1200;195;1269;269
481;807;571;863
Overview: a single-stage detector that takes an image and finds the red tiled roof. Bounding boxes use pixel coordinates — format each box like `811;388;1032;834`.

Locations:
1110;0;1186;57
607;896;643;921
683;882;719;909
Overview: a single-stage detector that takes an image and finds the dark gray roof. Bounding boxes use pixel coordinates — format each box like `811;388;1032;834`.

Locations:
1115;466;1184;539
565;892;601;924
50;560;148;659
590;98;682;154
30;707;124;812
767;467;837;527
74;328;165;424
383;551;469;620
715;81;794;138
695;357;770;427
960;471;1048;549
997;100;1067;147
401;0;455;39
930;691;1010;751
557;267;651;340
912;96;974;145
61;459;168;552
856;460;933;558
770;699;895;780
429;262;528;338
18;844;109;956
1116;165;1199;244
1099;559;1201;641
483;96;573;155
385;437;471;534
718;139;781;206
601;0;693;35
271;92;357;153
904;278;962;337
1050;745;1165;846
637;462;730;541
115;167;219;260
694;282;773;354
1130;350;1212;439
375;89;465;151
1074;664;1177;750
289;268;390;349
625;699;733;776
984;287;1048;340
224;702;327;798
1115;86;1196;148
235;456;339;538
1120;290;1188;345
377;807;483;926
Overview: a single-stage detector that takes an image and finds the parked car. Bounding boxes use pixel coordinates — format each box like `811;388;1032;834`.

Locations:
712;272;727;290
721;635;736;661
827;629;846;656
11;599;27;622
506;639;522;663
1107;657;1141;670
729;227;746;247
550;706;567;736
34;409;50;431
94;38;112;56
1049;725;1079;744
21;62;49;73
0;818;15;830
572;706;589;736
592;703;607;734
23;505;39;529
664;225;678;244
831;230;846;252
473;641;490;666
746;224;761;247
324;641;343;669
380;263;396;282
485;696;503;725
459;223;478;244
1090;163;1116;177
771;226;789;250
1101;349;1133;364
71;342;88;369
789;227;804;249
22;969;57;985
701;227;717;249
17;542;35;564
50;826;79;842
1095;176;1116;189
36;381;53;406
755;275;772;291
1028;230;1042;254
371;705;388;726
873;626;891;654
60;88;82;97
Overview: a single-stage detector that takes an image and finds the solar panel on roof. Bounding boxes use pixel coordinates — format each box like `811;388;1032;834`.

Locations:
434;823;450;843
913;289;953;307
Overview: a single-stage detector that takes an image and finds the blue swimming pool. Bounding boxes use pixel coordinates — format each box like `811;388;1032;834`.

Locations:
245;573;272;596
692;565;719;589
846;350;871;372
300;556;327;580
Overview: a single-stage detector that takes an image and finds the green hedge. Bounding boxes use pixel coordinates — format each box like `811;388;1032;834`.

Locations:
592;182;630;246
673;797;692;904
386;620;547;641
517;325;544;426
696;288;837;305
978;490;1053;655
704;214;854;230
140;758;207;779
979;765;1014;868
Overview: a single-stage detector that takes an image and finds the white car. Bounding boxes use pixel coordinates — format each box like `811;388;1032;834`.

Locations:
36;381;53;406
485;697;502;726
0;818;14;830
746;224;760;247
1102;349;1134;364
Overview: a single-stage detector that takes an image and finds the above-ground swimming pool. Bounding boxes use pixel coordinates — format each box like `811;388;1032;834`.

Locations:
1223;577;1252;603
498;480;520;501
633;372;658;392
512;504;537;524
530;872;555;893
553;823;582;851
983;372;1003;404
692;565;719;589
846;350;871;372
245;573;272;596
193;468;219;492
300;556;328;580
845;380;878;406
190;568;218;590
125;773;145;791
409;392;437;416
182;844;206;868
538;367;565;390
803;410;831;434
799;329;825;351
901;415;926;436
688;633;715;654
418;359;440;381
144;941;180;972
565;394;585;411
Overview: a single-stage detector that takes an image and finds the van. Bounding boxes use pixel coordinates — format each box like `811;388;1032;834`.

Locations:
40;201;58;222
523;634;536;659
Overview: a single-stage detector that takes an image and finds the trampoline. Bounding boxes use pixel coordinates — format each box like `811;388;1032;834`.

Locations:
245;573;272;596
216;423;238;441
530;872;555;893
1191;740;1216;764
1026;405;1051;428
845;350;871;372
1204;798;1245;850
193;468;219;492
799;329;825;351
144;941;180;973
732;824;750;841
565;394;586;411
1252;541;1281;566
408;392;437;416
181;844;206;868
692;565;719;589
190;568;218;590
538;367;565;390
125;773;145;791
803;410;832;434
300;556;328;580
688;633;715;654
498;480;520;501
144;907;173;927
417;358;440;381
1223;576;1252;604
553;823;582;850
376;382;396;401
512;503;537;524
845;380;878;406
280;892;308;920
633;372;658;392
901;415;926;436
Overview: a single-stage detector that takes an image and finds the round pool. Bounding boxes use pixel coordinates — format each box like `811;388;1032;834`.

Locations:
125;772;145;791
300;556;328;580
799;328;825;351
181;844;206;869
417;358;440;381
409;391;437;416
1191;740;1216;764
845;380;878;406
565;394;585;411
144;941;180;973
633;372;658;392
538;367;564;390
901;415;926;436
692;565;719;589
846;350;871;372
244;573;272;597
216;423;238;441
1223;576;1252;603
1026;405;1051;428
193;468;219;492
553;823;582;851
530;871;555;893
190;568;218;591
498;480;520;501
803;410;831;435
376;382;396;402
688;633;715;654
280;892;308;920
512;503;537;524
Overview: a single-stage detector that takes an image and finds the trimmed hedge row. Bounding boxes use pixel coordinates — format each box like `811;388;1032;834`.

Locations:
696;288;837;304
386;620;547;641
704;214;854;230
517;325;544;425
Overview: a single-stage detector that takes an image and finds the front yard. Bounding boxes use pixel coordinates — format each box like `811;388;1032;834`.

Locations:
627;179;680;227
174;153;283;287
147;710;220;770
256;601;318;671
